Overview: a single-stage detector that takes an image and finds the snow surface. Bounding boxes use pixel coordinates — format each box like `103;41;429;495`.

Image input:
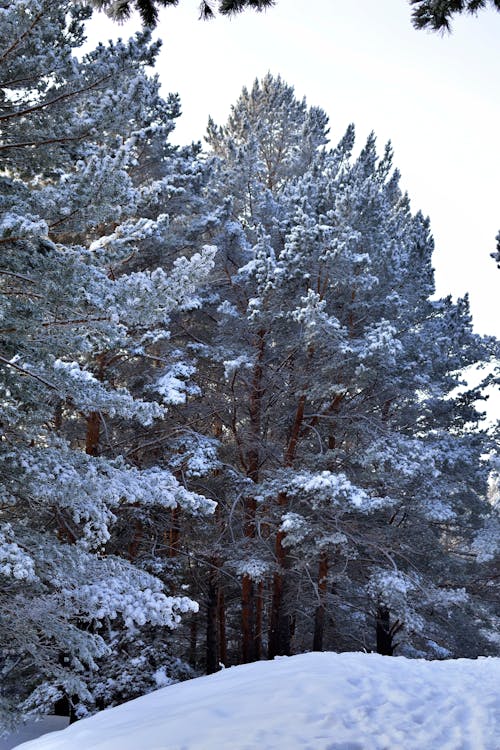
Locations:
13;652;500;750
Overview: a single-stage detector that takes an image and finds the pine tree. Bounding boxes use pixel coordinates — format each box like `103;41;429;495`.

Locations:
0;0;216;729
186;75;496;663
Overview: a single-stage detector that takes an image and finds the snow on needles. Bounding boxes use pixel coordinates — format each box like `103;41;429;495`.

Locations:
13;652;500;750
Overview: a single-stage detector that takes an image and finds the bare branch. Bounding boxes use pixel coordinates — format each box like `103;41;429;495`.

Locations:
0;10;44;63
0;355;58;390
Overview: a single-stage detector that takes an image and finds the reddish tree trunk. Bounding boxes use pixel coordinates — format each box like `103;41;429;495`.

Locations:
85;353;106;456
85;411;100;456
268;523;291;657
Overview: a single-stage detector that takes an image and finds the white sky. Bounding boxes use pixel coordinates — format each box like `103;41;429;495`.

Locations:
86;0;500;341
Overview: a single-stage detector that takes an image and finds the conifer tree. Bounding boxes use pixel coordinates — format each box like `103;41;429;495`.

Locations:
187;75;497;662
0;0;216;728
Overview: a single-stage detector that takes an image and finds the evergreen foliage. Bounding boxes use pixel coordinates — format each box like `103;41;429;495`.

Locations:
89;0;275;26
410;0;500;30
177;74;498;664
0;0;215;728
86;0;500;31
1;3;498;736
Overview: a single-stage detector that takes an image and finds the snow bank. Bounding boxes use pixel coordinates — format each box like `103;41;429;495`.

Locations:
14;652;500;750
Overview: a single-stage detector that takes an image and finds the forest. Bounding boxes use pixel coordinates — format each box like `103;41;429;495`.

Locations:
1;0;499;733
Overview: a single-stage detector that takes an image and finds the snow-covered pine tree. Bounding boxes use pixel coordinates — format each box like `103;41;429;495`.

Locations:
183;75;497;662
0;0;216;729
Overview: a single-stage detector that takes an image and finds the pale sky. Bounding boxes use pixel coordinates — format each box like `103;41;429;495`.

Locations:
86;0;500;343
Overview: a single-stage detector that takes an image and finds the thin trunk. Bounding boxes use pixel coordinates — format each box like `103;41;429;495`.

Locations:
312;551;329;651
241;495;257;662
218;587;227;666
241;328;266;663
53;696;77;723
246;328;265;483
241;574;256;663
212;417;226;667
128;518;143;560
85;410;100;456
268;523;291;657
268;394;306;659
53;400;63;431
206;570;219;674
375;605;402;656
85;354;106;456
189;616;197;669
284;394;306;466
54;654;78;722
255;580;263;659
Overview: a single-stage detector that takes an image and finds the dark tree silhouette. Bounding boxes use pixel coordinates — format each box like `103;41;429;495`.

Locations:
410;0;500;31
90;0;275;26
89;1;500;31
492;230;500;267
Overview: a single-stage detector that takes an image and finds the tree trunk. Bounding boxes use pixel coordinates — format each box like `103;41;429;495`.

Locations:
53;696;77;724
53;400;63;431
255;580;264;659
206;570;219;674
312;551;329;651
268;525;291;658
241;573;256;663
85;353;106;456
241;328;266;663
85;410;100;456
56;360;104;716
376;605;402;656
189;616;197;669
241;496;257;662
218;586;227;666
268;393;306;660
127;518;143;560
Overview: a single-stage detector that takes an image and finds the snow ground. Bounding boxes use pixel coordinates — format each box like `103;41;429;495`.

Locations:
13;652;500;750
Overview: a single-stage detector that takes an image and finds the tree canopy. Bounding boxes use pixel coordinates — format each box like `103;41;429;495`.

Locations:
90;0;275;26
410;0;500;31
1;1;499;736
88;0;500;30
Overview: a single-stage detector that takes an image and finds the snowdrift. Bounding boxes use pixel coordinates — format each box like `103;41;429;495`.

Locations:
14;652;500;750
